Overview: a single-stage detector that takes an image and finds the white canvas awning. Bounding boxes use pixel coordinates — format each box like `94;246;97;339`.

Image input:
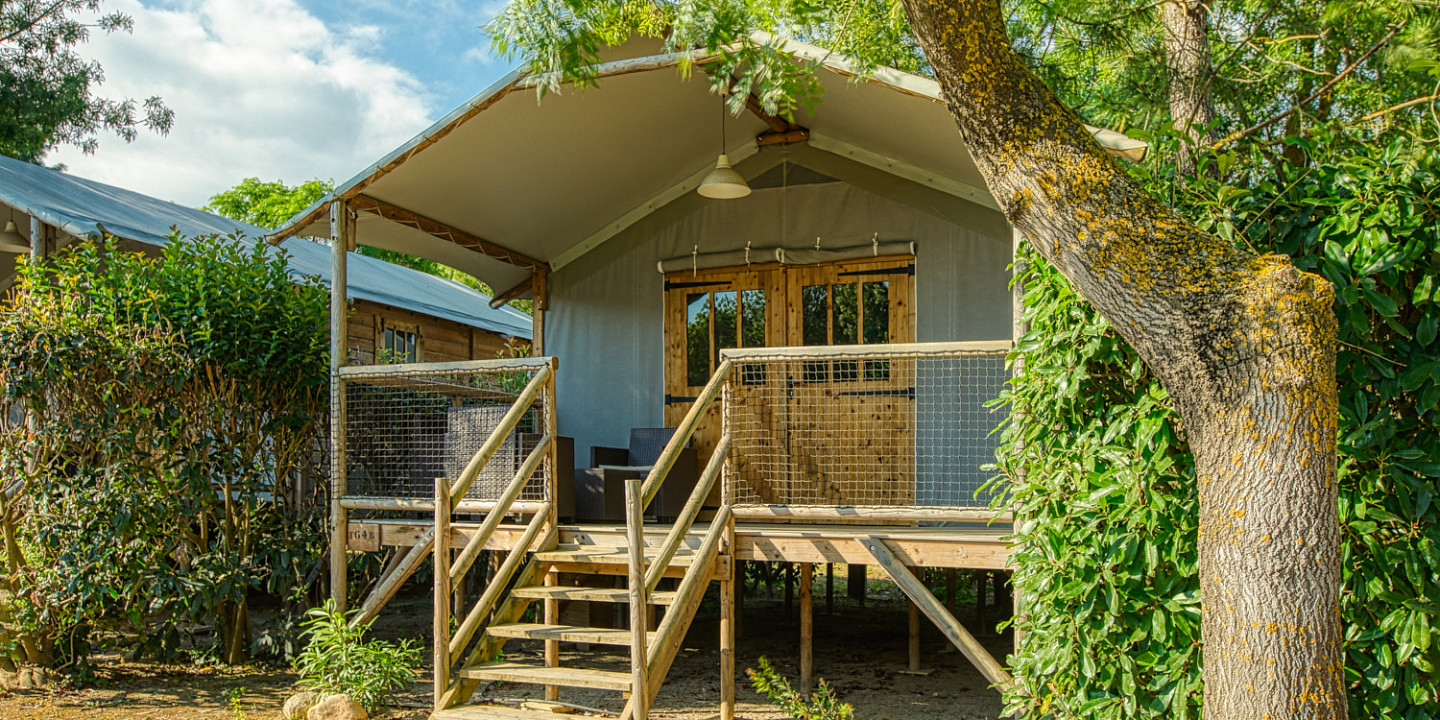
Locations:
269;34;1147;297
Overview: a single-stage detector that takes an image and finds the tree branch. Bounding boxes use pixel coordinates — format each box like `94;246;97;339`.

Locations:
1209;25;1401;150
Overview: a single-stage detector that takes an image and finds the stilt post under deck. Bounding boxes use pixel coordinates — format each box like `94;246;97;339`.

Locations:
433;477;451;708
907;567;921;672
328;200;351;611
799;562;814;695
624;478;649;720
1011;226;1029;653
720;520;736;720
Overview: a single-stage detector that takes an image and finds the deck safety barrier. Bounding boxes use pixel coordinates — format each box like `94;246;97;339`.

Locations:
336;357;557;507
719;341;1011;520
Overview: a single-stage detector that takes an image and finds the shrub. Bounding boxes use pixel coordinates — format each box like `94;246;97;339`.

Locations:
295;600;423;712
747;656;853;720
0;234;329;673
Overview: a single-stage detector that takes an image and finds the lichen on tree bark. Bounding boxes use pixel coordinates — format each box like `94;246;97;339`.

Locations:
896;0;1345;717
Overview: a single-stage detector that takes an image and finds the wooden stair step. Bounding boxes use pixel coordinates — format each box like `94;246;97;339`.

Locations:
536;548;695;566
456;661;631;691
511;585;676;605
431;703;580;719
486;622;634;645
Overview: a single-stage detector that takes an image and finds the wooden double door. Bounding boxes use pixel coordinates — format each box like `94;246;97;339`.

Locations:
662;256;916;505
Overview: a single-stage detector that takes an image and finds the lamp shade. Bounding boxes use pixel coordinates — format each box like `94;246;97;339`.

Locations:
697;154;751;199
0;221;29;254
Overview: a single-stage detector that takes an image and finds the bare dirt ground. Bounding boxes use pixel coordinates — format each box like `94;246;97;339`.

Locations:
0;568;1008;720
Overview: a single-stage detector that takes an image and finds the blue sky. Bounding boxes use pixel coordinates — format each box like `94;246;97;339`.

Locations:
50;0;518;209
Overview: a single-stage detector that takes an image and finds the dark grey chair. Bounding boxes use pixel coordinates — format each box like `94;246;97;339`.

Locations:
575;428;698;523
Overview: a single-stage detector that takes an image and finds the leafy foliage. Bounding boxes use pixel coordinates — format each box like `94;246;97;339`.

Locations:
995;130;1439;719
746;656;854;720
203;177;334;230
0;0;173;162
295;600;423;712
0;235;329;672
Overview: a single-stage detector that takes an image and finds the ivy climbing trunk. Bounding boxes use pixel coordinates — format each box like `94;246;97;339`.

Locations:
898;0;1345;718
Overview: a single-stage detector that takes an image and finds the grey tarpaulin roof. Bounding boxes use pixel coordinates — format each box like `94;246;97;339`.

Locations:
268;34;1148;296
0;153;532;339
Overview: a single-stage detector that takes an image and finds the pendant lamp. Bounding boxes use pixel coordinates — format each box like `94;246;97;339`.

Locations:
698;93;751;199
0;213;29;254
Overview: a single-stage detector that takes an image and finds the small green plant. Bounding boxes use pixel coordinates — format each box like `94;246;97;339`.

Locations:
295;600;423;712
747;656;853;720
225;687;247;720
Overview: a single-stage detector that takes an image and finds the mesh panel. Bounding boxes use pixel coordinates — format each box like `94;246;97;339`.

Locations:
340;365;550;502
723;347;1007;509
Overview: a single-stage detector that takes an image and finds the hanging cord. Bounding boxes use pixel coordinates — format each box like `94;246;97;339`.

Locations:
692;244;699;276
745;239;752;266
872;232;880;256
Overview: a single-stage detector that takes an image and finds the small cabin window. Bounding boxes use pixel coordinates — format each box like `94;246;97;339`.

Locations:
380;320;419;364
801;279;891;382
686;288;766;386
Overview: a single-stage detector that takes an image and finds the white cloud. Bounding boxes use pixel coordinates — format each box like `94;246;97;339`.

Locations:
49;0;436;208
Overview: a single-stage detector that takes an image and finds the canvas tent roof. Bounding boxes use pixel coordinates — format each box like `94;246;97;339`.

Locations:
269;34;1146;297
0;154;532;339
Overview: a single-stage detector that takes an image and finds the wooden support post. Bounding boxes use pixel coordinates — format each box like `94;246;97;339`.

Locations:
975;572;988;634
720;521;736;720
784;563;795;617
433;478;451;710
1011;226;1028;654
544;357;560;702
799;562;814;695
28;217;46;261
946;569;958;615
532;270;547;355
849;564;866;606
545;568;560;701
995;572;1011;620
734;561;745;640
624;478;648;720
825;563;834;615
908;599;922;672
329;200;350;611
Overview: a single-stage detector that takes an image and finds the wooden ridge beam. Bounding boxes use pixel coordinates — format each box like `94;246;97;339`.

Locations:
350;194;549;274
743;92;810;147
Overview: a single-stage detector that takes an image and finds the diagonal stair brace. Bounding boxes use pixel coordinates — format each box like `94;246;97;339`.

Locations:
859;536;1014;690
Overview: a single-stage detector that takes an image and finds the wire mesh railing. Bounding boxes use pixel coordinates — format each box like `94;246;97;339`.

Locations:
720;341;1009;515
337;358;555;503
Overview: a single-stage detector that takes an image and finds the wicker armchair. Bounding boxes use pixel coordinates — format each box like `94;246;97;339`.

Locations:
574;428;698;523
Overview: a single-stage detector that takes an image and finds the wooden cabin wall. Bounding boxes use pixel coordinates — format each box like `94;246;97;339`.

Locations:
346;299;516;364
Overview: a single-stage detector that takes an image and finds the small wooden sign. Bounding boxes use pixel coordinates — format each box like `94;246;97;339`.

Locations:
347;524;381;552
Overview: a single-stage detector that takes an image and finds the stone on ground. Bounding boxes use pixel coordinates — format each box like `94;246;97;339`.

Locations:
306;693;368;720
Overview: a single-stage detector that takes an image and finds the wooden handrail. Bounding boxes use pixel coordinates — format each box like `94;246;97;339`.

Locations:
643;434;731;593
624;477;650;720
448;434;552;587
619;505;732;720
449;364;552;503
639;359;731;509
448;504;554;662
337;355;553;377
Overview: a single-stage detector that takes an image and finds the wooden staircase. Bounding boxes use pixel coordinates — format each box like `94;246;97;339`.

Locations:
432;363;738;720
433;534;730;720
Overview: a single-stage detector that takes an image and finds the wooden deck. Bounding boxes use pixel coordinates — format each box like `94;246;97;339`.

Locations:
347;518;1014;570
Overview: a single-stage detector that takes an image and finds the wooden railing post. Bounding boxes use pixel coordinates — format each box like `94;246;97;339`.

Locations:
625;477;649;720
433;477;451;710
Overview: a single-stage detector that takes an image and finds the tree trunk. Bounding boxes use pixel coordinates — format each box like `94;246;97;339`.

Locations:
1162;0;1219;175
897;1;1345;718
